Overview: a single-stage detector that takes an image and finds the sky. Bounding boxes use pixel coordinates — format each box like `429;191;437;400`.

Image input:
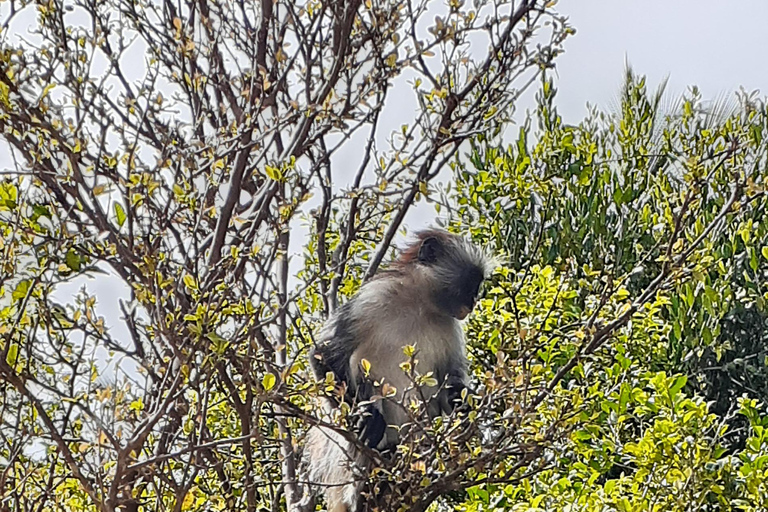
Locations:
5;1;768;371
405;0;768;232
553;1;768;122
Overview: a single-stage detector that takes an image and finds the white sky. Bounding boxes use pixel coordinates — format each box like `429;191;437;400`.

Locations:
406;0;768;231
553;1;768;122
6;1;767;362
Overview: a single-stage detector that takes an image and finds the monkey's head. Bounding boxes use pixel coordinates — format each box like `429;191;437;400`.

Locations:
398;229;495;320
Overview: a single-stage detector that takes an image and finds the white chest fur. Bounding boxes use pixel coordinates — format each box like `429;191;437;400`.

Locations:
347;278;466;427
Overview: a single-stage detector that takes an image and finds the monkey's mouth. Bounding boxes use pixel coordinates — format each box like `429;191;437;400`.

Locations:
455;305;473;320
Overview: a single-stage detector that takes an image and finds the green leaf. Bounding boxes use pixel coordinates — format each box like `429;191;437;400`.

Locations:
66;249;81;271
669;375;687;400
114;202;126;227
31;204;50;221
6;343;18;365
12;280;31;302
262;373;276;391
762;246;768;260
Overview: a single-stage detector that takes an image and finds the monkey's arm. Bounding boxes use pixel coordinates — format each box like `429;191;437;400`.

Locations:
310;343;386;448
309;304;358;387
308;341;354;404
437;358;473;415
350;373;387;449
309;310;386;448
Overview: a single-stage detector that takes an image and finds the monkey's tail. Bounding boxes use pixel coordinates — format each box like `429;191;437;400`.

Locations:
302;424;369;512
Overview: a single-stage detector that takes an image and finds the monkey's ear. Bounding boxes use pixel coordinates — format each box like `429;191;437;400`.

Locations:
418;236;442;264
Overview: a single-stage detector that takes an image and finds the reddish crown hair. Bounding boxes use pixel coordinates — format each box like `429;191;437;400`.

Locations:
389;228;496;277
395;229;453;266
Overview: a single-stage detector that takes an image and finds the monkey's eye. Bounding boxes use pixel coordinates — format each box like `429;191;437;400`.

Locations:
471;282;482;300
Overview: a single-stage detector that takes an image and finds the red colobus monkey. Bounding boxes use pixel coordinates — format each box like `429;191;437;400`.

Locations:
302;229;494;512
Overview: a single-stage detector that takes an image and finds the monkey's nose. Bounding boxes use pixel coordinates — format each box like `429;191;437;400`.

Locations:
456;305;472;320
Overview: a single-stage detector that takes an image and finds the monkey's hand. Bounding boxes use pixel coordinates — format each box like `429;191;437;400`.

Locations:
444;376;474;415
354;402;386;449
350;373;387;449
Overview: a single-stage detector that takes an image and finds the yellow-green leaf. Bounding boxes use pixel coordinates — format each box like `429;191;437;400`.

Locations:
262;373;276;391
422;377;438;387
41;83;55;100
12;280;30;302
6;343;18;365
264;165;282;181
114;203;126;227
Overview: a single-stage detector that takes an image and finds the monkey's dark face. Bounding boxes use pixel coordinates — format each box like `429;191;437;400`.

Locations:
441;264;484;319
418;236;485;320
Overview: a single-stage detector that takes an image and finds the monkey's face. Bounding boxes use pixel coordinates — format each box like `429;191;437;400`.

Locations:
416;234;486;320
437;264;484;320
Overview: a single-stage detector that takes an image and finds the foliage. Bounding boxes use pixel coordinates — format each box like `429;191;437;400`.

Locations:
0;0;572;510
0;0;766;508
445;70;768;510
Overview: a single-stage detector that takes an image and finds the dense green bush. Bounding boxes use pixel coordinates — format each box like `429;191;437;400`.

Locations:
442;70;768;510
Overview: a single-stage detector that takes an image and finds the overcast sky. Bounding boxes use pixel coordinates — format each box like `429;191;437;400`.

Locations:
553;1;768;122
9;1;767;362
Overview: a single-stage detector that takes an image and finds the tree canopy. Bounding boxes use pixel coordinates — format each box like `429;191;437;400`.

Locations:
0;0;766;511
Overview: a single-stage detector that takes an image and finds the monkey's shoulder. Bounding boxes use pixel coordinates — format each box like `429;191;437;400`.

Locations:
319;276;465;358
352;275;432;314
318;301;356;341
